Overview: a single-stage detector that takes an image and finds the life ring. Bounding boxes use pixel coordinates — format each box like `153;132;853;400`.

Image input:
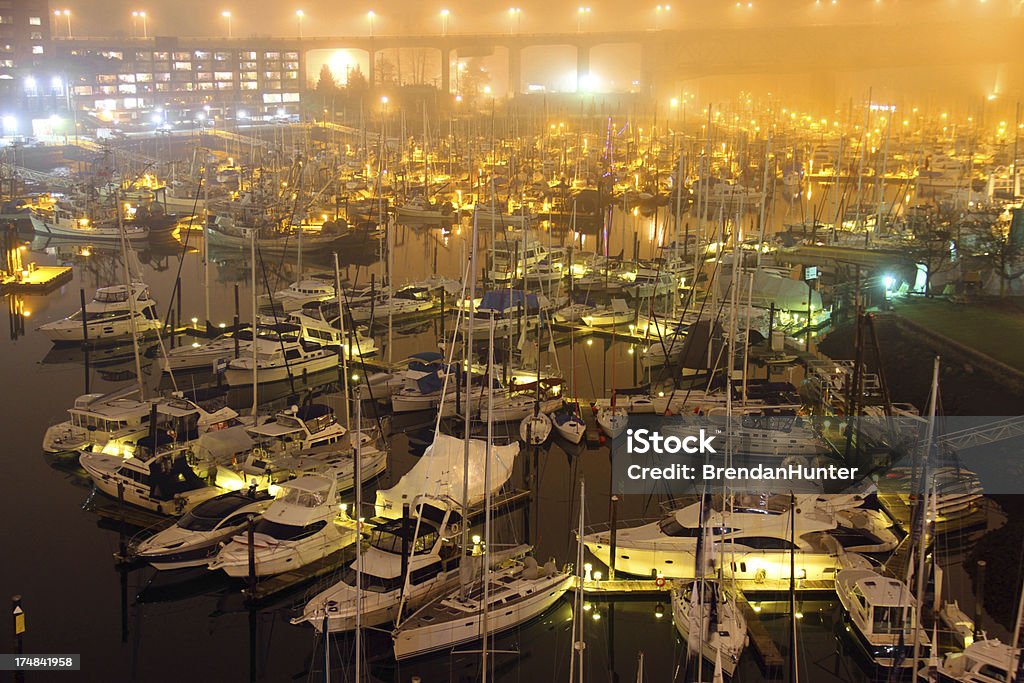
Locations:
655;575;666;588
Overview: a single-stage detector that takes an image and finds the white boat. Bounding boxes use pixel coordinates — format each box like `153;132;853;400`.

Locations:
224;338;339;386
208;476;358;577
259;278;335;312
581;299;633;327
79;441;223;515
552;407;586;444
30;209;149;242
596;405;628;438
42;390;239;455
553;302;595;323
289;312;378;357
835;568;929;668
936;638;1019;682
161;334;249;373
671;580;748;677
349;296;434;323
519;411;552;445
38;282;161;344
471;203;535;228
392;556;572;660
583;493;895;580
352;372;405;401
294;503;528;633
396;196;451;222
131;490;273;570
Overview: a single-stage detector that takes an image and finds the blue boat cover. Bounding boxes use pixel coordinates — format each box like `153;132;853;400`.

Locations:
479;290;539;311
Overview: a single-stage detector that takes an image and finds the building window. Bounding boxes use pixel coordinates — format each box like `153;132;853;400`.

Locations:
29;31;41;40
240;81;256;90
32;45;43;54
173;62;192;71
28;16;41;25
263;52;280;60
215;71;232;81
0;15;13;24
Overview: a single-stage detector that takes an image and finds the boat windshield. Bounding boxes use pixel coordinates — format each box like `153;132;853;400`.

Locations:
369;526;438;555
253;519;326;541
339;567;404;593
178;495;252;531
872;606;911;635
278;487;327;508
94;289;130;303
658;517;733;537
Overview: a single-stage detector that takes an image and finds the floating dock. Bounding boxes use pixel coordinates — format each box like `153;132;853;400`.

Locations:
2;264;73;294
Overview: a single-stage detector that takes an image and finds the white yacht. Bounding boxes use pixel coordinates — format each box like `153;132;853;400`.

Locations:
583;494;896;581
79;441;223;515
258;278;335;312
392;556;572;660
42;390;239;456
132;490;273;570
208;476;358;577
936;638;1020;682
348;296;435;323
835;568;929;668
161;334;249;373
224;338;339;386
671;580;748;677
38;283;161;344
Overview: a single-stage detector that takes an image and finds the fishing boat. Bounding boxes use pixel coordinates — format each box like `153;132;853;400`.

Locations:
583;493;895;580
208;476;357;577
38;282;161;344
936;638;1020;682
835;567;929;668
131;489;273;570
395;196;452;222
30;207;149;242
671;580;749;678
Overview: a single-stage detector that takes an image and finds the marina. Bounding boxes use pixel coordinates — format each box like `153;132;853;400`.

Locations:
2;2;1024;682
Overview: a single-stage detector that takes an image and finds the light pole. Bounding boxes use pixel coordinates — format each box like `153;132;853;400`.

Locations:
508;7;521;35
655;4;670;29
440;8;449;36
576;6;590;33
55;9;72;38
221;10;232;38
132;11;148;38
367;10;375;36
295;9;304;38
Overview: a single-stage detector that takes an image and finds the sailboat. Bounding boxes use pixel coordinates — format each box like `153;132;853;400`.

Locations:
671;580;748;678
390;313;571;661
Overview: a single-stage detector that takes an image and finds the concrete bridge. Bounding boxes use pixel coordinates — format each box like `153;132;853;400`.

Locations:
56;16;1023;96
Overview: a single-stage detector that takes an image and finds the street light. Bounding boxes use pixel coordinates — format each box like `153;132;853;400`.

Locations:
440;8;449;36
655;4;670;29
508;7;521;35
367;10;376;37
54;9;72;38
576;6;590;33
132;11;148;39
221;10;232;38
295;9;304;38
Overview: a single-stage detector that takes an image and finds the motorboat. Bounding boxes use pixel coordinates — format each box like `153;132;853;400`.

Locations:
582;493;896;580
79;439;223;515
936;638;1019;682
224;337;339;386
392;556;572;660
43;390;239;455
671;580;748;678
38;282;161;344
131;490;273;570
30;207;149;242
835;568;929;668
258;278;336;313
208;476;358;577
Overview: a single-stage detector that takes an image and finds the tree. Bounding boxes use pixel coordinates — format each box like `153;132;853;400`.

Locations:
313;64;341;112
978;225;1024;297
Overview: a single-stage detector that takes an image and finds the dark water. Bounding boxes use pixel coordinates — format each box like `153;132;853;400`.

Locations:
1;200;941;683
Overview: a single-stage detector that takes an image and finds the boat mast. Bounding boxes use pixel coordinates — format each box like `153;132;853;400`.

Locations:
250;228;258;416
459;210;480;600
203;153;211;332
116;188;145;401
568;478;585;683
481;312;495;682
333;253;350;430
911;356;940;670
354;395;363;683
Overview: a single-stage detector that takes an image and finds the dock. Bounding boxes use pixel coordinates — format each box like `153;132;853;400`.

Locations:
2;264;73;294
244;545;355;603
736;588;786;669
